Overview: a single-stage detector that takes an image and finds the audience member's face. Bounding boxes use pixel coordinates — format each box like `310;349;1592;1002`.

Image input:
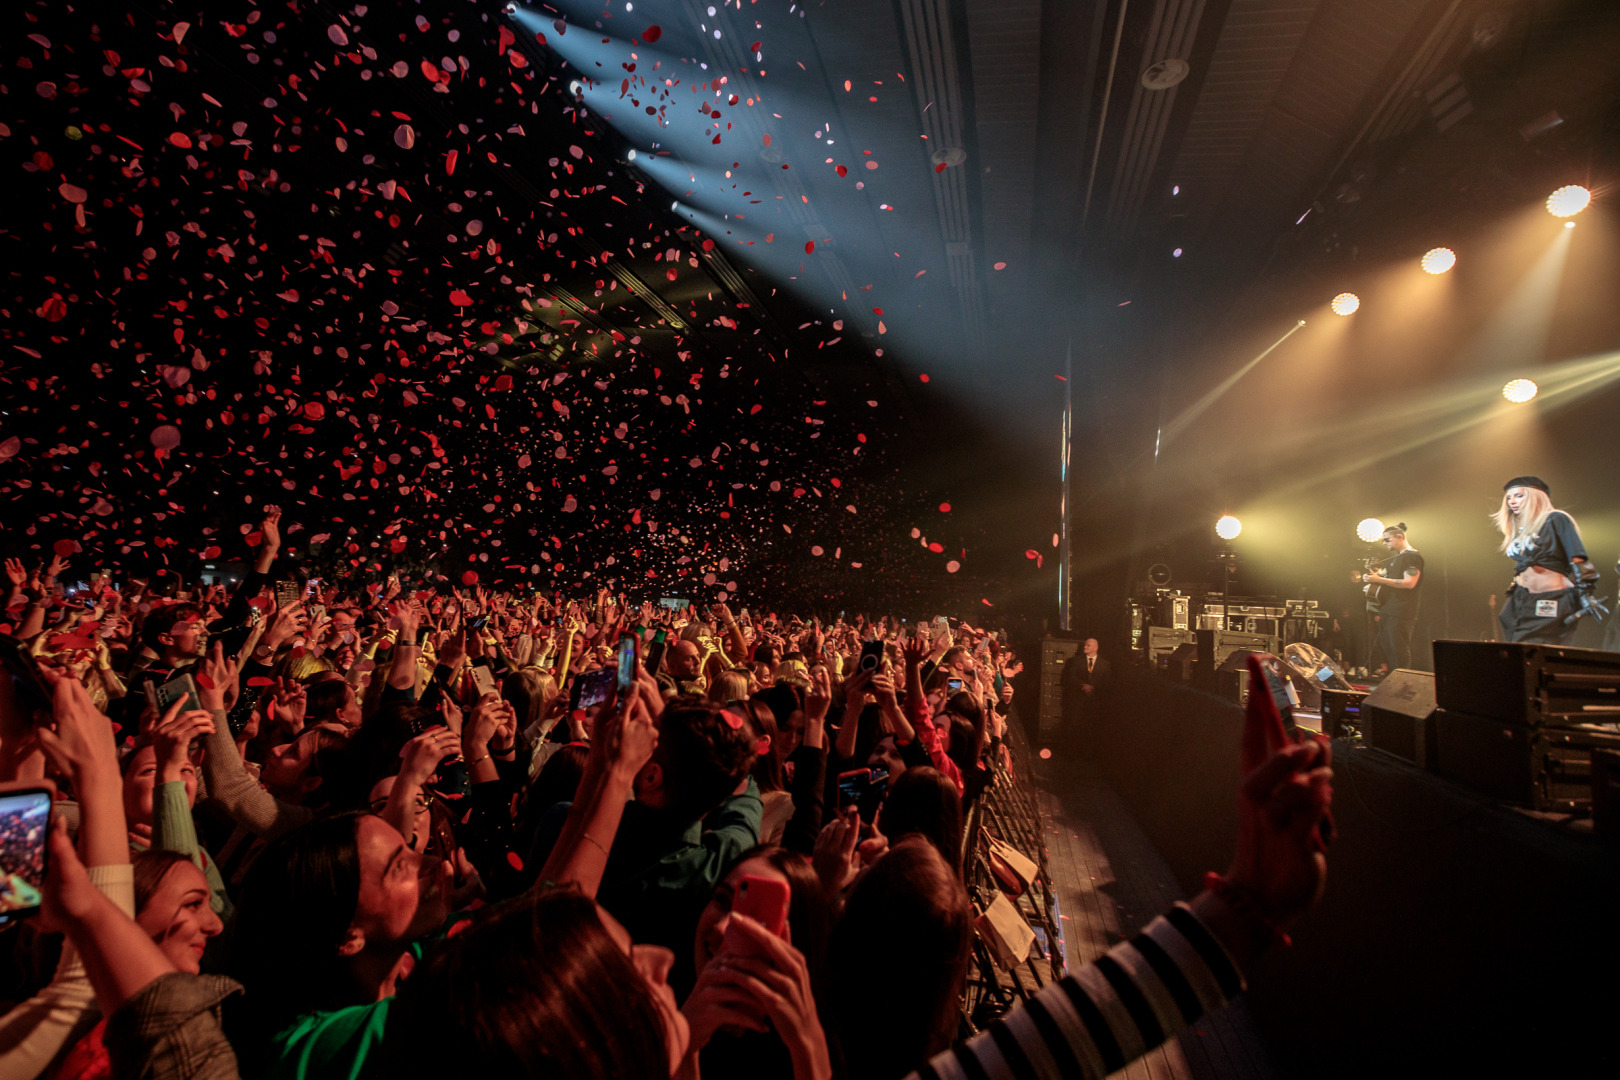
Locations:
122;744;197;830
136;861;223;974
350;815;444;950
600;904;688;1072
162;617;208;659
868;735;906;784
692;855;790;976
1084;639;1099;658
667;641;701;679
776;709;804;759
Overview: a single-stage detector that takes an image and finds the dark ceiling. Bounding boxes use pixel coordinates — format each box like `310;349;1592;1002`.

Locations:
2;0;1617;624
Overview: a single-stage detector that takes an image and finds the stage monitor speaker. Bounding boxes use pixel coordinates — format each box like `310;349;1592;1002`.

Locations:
1433;639;1620;727
1433;710;1620;813
1363;669;1438;770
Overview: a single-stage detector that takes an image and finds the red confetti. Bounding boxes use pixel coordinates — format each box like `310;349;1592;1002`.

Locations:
449;289;473;307
938;503;951;513
805;241;815;254
168;132;192;148
642;25;662;42
506;851;524;871
461;570;479;585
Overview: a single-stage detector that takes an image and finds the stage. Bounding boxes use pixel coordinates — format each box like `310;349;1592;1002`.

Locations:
1035;665;1620;1077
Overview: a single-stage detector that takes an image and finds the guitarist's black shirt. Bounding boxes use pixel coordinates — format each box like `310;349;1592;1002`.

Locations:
1379;548;1424;618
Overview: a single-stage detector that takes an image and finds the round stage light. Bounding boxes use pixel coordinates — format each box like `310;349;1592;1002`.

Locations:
627;149;637;161
1331;292;1360;316
1545;185;1590;218
1356;518;1385;543
1421;247;1456;275
1215;515;1243;540
1502;378;1538;404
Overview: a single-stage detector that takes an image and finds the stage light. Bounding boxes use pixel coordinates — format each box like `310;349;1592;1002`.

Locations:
1356;518;1385;543
1215;515;1242;540
1421;247;1456;274
502;1;518;15
1565;221;1576;229
626;149;637;161
1172;247;1183;258
568;80;584;98
1545;185;1590;218
1502;378;1538;403
1331;292;1360;316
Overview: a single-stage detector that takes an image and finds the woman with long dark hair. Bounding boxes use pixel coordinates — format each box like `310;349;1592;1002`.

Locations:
1492;477;1595;644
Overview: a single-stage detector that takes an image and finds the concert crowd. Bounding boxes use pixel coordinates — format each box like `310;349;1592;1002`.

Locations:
0;509;1332;1080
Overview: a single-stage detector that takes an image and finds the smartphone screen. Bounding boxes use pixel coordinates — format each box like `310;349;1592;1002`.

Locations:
860;768;889;823
947;678;963;692
642;637;668;676
837;768;871;813
0;787;52;926
616;634;637;695
574;668;616;711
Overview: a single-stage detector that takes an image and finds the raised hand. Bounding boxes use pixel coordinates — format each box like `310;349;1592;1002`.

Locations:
899;628;930;670
712;916;833;1080
151;702;215;783
271;677;308;736
3;557;26;589
1225;655;1333;929
259;507;282;552
397;727;462;789
198;641;240;712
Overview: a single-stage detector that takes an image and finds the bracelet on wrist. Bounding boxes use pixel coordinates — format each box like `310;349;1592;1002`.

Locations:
466;752;492;767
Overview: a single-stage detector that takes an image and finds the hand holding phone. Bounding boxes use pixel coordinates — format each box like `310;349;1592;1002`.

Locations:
730;873;790;939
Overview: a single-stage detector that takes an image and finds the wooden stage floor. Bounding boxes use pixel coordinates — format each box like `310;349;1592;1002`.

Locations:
1033;756;1279;1080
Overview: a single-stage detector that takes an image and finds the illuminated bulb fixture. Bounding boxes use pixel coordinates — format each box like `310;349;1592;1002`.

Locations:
1331;292;1360;316
1421;247;1456;275
1545;185;1591;218
1356;518;1386;543
1502;378;1538;404
1215;515;1243;541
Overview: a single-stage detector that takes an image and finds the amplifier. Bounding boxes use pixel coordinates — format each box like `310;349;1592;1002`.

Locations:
1037;638;1081;738
1433;640;1620;727
1285;601;1331;620
1203;604;1288;619
1321;687;1370;739
1160;593;1191;631
1194;629;1279;680
1433;710;1620;813
1240;615;1282;638
1146;627;1194;662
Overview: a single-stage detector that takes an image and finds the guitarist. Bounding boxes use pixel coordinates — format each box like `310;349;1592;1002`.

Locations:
1360;523;1424;672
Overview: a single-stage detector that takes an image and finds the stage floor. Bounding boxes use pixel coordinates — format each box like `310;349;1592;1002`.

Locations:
1034;756;1278;1080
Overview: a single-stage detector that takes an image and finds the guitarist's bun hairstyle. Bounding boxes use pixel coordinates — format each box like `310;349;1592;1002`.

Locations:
1382;522;1407;537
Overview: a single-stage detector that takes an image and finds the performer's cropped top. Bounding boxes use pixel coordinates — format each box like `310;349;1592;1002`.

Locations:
1506;511;1587;579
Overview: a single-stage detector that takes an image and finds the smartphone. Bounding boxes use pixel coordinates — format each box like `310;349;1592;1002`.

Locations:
947;677;964;693
0;637;54;721
643;631;668;678
571;668;616;712
732;873;791;938
145;672;203;718
615;633;638;695
468;614;490;632
469;664;496;700
861;768;890;822
837;768;871;813
415;626;431;647
274;580;301;610
857;639;884;674
0;783;53;926
304;578;321;599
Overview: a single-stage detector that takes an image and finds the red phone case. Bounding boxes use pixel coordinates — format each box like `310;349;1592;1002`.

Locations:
733;874;791;938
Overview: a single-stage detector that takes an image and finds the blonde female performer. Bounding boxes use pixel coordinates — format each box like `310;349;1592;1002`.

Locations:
1493;476;1593;645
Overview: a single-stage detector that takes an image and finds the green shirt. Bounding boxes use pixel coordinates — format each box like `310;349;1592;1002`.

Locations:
265;998;390;1080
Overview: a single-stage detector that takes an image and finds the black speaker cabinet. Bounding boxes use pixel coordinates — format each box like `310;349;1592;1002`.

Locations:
1434;711;1620;813
1363;669;1438;770
1433;639;1620;726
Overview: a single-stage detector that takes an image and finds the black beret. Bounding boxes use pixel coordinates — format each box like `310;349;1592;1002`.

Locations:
1503;476;1550;495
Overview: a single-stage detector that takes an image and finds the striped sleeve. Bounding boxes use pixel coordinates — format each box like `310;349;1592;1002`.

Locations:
909;902;1245;1080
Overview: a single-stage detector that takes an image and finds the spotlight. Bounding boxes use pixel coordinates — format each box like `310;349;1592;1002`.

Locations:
1545;185;1590;218
502;1;518;14
1331;292;1360;316
627;149;637;161
1421;247;1456;275
1356;518;1385;543
1215;515;1242;540
1502;378;1538;404
568;80;585;98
